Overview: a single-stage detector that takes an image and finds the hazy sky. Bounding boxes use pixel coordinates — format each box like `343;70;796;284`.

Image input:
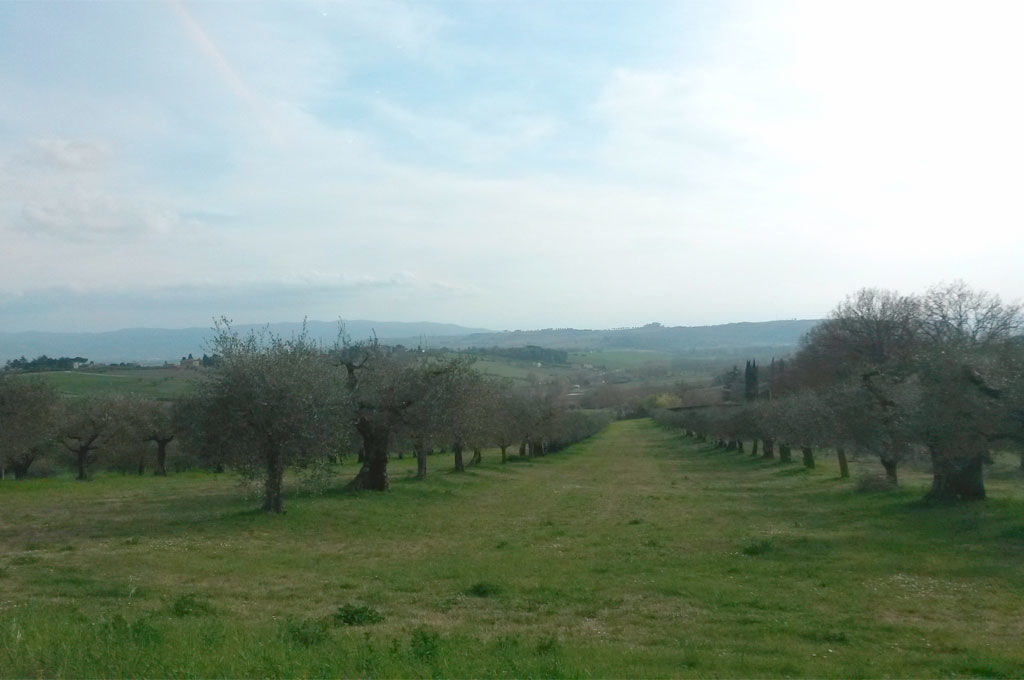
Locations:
2;0;1022;332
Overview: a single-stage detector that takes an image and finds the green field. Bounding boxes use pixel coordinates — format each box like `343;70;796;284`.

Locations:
26;368;202;400
2;420;1023;677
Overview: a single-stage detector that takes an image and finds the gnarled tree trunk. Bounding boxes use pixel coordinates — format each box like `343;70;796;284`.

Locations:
453;441;465;472
762;438;775;459
926;448;985;502
880;457;898;484
154;437;172;476
345;418;391;491
414;439;427;480
801;446;815;469
262;449;285;513
837;447;850;478
751;439;759;457
779;443;792;463
470;447;482;465
500;445;508;463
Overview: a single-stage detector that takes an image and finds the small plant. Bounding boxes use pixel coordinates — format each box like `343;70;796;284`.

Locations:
169;592;213;617
283;618;329;646
409;626;440;661
536;635;561;654
466;581;502;597
333;604;383;626
741;538;773;556
627;518;644;525
124;536;141;546
495;540;509;549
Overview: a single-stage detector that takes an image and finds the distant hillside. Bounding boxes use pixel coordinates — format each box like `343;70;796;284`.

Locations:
0;319;821;364
428;320;822;353
0;320;491;364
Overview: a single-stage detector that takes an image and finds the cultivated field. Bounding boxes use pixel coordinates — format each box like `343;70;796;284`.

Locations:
2;420;1023;677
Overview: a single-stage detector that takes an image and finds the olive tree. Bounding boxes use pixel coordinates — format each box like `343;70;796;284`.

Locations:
0;375;58;479
60;394;127;480
180;324;350;513
337;341;459;491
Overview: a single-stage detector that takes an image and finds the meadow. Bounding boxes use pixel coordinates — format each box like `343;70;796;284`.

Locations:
28;367;200;400
2;420;1023;677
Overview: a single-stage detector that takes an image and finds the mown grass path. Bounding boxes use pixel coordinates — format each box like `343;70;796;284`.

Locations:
2;419;1023;677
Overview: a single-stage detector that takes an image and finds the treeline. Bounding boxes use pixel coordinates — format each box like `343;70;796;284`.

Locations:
465;345;568;364
0;323;611;512
5;355;89;372
655;281;1024;502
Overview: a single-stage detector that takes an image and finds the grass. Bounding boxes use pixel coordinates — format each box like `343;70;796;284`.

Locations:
2;420;1024;676
28;367;201;399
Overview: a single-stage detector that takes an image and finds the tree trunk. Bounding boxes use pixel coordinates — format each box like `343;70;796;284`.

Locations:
500;445;508;463
926;449;986;502
345;418;391;491
262;450;284;513
137;453;146;476
470;447;482;465
880;457;898;484
453;441;465;472
11;452;37;480
801;446;815;469
837;447;850;479
779;443;792;463
76;448;89;480
762;438;775;459
519;440;527;456
414;440;427;480
155;438;170;476
737;440;745;453
751;439;759;457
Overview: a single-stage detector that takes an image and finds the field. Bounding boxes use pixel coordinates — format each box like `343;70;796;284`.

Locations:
28;367;201;400
2;420;1024;677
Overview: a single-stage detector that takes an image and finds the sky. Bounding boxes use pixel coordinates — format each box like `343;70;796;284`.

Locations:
1;0;1022;333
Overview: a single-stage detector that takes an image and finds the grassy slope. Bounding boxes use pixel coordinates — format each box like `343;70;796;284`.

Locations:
1;421;1023;677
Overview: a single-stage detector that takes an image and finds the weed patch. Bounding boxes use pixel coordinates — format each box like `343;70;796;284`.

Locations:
332;604;383;626
466;581;502;597
409;626;440;661
283;618;329;646
741;538;773;556
168;592;212;617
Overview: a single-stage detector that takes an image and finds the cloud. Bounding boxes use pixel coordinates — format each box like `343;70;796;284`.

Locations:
1;138;191;242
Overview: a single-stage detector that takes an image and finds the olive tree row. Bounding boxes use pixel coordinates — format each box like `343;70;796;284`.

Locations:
657;282;1024;502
